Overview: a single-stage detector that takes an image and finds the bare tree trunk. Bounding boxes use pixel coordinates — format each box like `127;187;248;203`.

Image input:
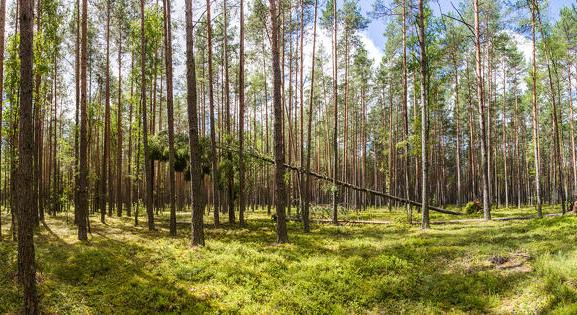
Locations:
474;0;491;220
401;0;411;222
331;0;338;224
116;22;123;217
303;0;318;232
528;0;542;218
453;56;462;206
206;0;219;227
185;0;205;246
16;0;39;311
101;0;111;223
141;0;155;230
417;0;429;228
238;0;246;225
0;0;6;239
569;67;577;198
78;0;89;241
269;0;288;243
163;0;177;235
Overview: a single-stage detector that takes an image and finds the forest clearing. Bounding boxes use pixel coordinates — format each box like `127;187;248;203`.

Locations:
2;0;577;311
2;206;577;314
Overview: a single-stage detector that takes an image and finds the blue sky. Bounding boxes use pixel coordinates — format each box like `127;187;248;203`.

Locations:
357;0;570;52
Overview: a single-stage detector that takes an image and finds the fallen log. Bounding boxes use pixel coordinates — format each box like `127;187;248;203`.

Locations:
314;219;391;225
218;144;462;216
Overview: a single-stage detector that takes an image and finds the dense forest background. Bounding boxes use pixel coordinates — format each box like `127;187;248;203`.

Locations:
2;0;577;313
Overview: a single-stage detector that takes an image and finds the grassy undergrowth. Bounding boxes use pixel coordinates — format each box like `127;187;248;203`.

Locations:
1;205;577;314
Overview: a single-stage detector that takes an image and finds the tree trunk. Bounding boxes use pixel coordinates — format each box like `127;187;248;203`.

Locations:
163;0;177;236
16;0;39;311
528;0;542;217
116;21;123;217
417;0;429;228
331;0;338;224
141;0;155;230
77;0;89;241
303;0;318;232
101;0;111;223
474;0;491;220
185;0;204;246
269;0;288;243
238;0;246;225
206;0;219;227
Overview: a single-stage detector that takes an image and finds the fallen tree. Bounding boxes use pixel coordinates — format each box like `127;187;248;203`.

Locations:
218;144;462;216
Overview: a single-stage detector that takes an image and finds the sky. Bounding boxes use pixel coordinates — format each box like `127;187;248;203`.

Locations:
355;0;571;62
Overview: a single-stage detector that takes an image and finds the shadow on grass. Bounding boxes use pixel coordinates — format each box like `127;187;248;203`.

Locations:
5;211;576;313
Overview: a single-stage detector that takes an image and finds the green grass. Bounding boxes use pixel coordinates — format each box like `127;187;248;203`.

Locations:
1;205;577;314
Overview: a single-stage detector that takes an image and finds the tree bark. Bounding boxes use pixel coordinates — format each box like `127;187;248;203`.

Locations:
206;0;219;227
141;0;155;230
331;0;338;224
185;0;205;246
164;0;177;236
474;0;491;220
269;0;289;243
77;0;89;240
17;0;39;311
238;0;246;225
417;0;430;228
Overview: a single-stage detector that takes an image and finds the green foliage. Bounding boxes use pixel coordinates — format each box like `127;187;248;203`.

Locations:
464;200;482;214
147;131;211;175
1;206;576;313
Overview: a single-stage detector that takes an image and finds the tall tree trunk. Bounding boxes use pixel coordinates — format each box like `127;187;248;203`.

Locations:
303;0;318;232
453;56;462;206
331;0;338;224
474;0;491;220
528;0;542;217
401;0;411;222
17;0;39;311
502;63;508;208
569;67;577;198
116;17;123;217
0;0;6;239
141;0;155;230
77;0;89;241
74;0;80;224
33;0;41;224
417;0;429;228
164;0;177;236
185;0;204;246
101;0;111;223
238;0;246;225
223;0;234;224
269;0;288;243
206;0;219;227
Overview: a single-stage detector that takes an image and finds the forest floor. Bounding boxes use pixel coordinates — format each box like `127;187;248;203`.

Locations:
1;204;577;314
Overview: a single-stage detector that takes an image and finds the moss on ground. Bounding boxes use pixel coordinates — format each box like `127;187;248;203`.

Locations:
1;205;576;314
